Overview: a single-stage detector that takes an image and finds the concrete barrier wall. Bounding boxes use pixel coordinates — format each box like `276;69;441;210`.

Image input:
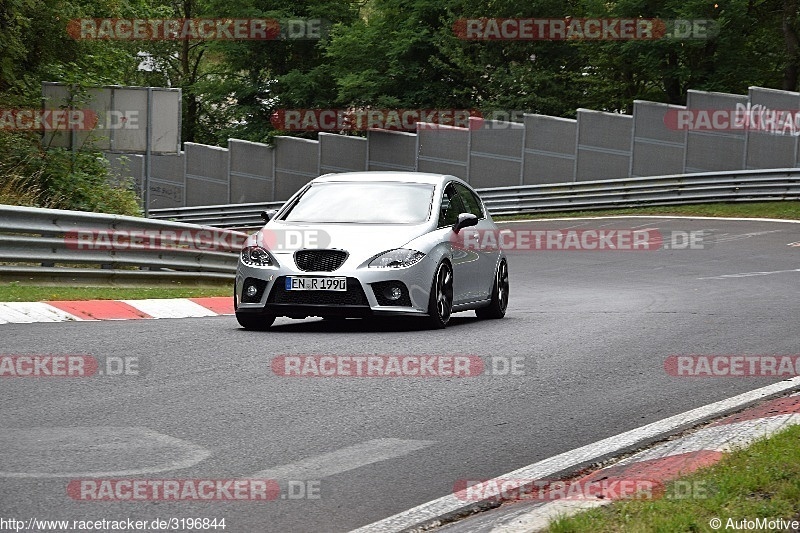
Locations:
522;114;577;184
229;139;274;203
104;86;800;210
416;125;469;180
575;109;633;181
630;101;686;177
184;143;229;206
745;87;800;169
319;133;367;174
274;136;319;201
469;119;524;188
684;90;748;173
367;130;417;171
148;152;185;208
107;152;185;209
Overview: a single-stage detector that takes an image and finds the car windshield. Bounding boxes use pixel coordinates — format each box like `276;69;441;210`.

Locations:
281;181;435;224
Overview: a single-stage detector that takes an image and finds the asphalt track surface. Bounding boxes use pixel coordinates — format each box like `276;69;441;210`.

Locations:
1;217;799;533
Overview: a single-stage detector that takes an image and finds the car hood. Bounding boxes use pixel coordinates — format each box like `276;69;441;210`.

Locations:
253;222;432;260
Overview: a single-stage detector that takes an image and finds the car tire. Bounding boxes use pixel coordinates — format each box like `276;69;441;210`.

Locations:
425;260;453;329
236;312;276;330
476;259;508;319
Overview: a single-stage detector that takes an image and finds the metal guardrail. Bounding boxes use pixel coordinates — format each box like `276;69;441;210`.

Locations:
149;168;800;228
478;168;800;216
150;200;285;229
4;168;797;284
0;205;246;285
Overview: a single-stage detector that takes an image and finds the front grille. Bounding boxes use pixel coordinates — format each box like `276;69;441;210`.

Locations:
294;250;348;272
268;277;368;306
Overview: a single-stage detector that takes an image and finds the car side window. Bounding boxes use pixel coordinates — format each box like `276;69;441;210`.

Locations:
438;183;466;228
454;183;484;219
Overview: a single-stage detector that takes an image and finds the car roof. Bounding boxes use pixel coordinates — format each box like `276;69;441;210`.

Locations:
312;171;458;186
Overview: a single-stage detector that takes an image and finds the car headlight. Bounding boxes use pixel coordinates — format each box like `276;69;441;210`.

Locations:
369;249;425;268
241;246;275;267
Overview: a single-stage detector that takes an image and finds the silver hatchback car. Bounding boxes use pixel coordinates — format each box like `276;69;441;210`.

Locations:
234;172;508;329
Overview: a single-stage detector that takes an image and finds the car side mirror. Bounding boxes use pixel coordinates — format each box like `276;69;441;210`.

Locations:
453;213;478;233
260;209;278;222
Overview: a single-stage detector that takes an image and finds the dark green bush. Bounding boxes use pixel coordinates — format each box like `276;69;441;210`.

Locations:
0;131;141;216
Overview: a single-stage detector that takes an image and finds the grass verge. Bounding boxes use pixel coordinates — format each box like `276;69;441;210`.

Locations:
0;283;231;302
495;201;800;221
548;423;800;532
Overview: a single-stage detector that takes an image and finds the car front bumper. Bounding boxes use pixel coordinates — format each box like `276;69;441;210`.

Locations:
234;257;438;319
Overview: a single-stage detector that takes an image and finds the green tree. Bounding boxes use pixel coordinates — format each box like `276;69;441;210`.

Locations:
0;0;147;213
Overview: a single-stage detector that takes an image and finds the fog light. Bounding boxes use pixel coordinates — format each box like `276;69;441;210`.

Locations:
245;284;258;298
384;286;402;301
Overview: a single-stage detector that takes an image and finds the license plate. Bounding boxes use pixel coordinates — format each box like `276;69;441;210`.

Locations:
285;276;347;291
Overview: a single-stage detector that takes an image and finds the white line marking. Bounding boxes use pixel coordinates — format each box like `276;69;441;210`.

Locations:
698;268;800;280
629;222;661;229
351;377;800;532
249;438;435;481
0;427;210;478
497;215;800;224
710;229;784;243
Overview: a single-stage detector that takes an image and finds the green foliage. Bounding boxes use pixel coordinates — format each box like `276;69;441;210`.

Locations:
1;0;799;215
0;131;141;215
0;0;156;214
309;0;796;113
0;0;153;101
